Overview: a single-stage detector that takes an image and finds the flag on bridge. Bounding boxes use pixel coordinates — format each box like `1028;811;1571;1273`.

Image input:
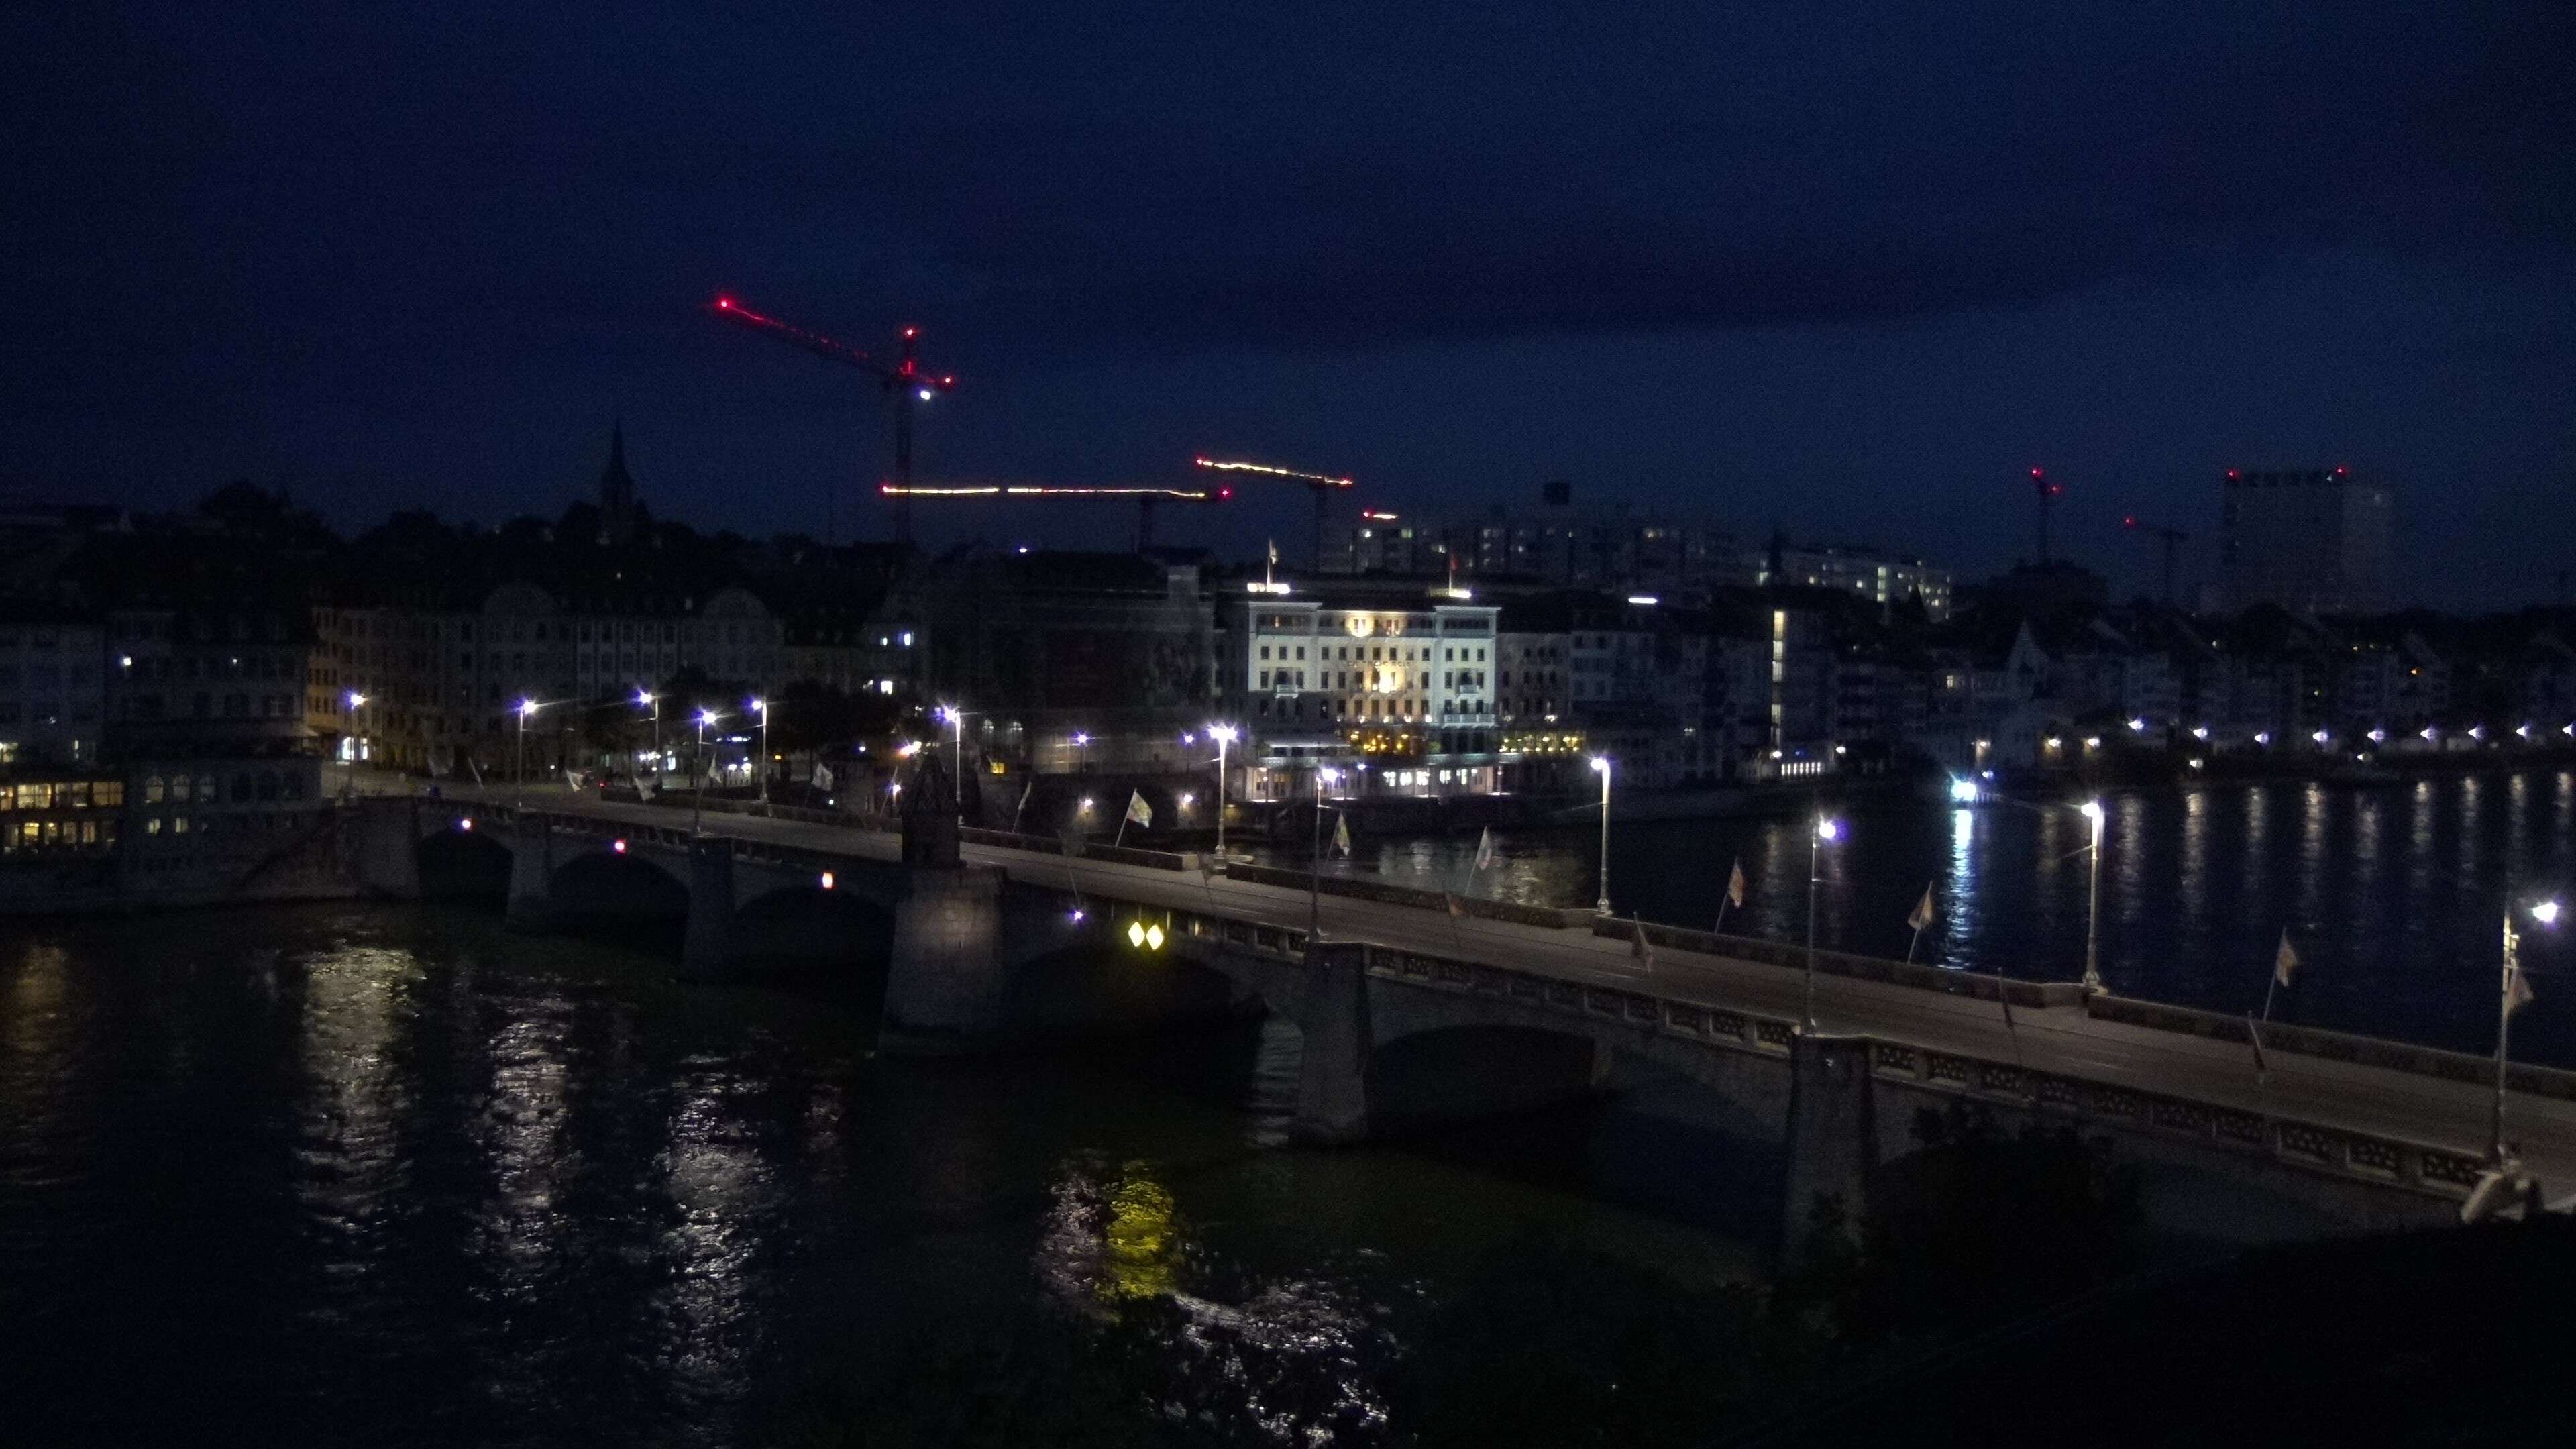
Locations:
1727;858;1747;909
2247;1012;2270;1080
1444;891;1466;920
1472;826;1496;873
1332;810;1352;858
2274;930;2300;989
1631;920;1656;963
1124;790;1154;828
814;763;835;793
1907;884;1936;934
2508;964;2536;1018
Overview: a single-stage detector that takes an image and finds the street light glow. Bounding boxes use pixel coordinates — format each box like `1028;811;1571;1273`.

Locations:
2080;799;2106;823
518;698;539;718
636;688;654;706
345;690;366;709
1949;777;1980;804
1816;817;1841;842
2534;900;2563;926
1588;756;1610;775
1208;723;1237;743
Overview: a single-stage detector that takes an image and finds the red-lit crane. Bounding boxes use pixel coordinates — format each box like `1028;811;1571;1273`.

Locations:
2123;515;2192;605
2028;466;2064;564
1194;458;1352;570
879;481;1231;552
710;294;957;544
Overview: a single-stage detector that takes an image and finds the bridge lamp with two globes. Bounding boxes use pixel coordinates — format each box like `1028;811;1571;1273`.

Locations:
514;698;543;807
2494;894;2564;1163
1208;723;1239;862
2080;799;2106;994
1805;814;1843;1032
1589;756;1613;915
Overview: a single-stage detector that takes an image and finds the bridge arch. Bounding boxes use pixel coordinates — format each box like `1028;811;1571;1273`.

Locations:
416;822;512;901
541;847;692;952
729;881;899;977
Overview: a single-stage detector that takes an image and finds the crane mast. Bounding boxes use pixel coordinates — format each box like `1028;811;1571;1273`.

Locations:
711;295;956;545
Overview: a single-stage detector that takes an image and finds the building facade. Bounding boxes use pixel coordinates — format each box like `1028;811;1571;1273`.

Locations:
2218;467;2395;615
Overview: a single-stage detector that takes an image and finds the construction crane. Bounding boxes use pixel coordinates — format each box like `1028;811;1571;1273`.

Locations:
2122;515;2192;605
710;294;957;544
2028;466;2064;564
1194;458;1352;570
879;481;1230;553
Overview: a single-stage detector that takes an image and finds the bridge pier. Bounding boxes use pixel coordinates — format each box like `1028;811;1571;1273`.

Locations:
504;814;554;930
1782;1032;1877;1258
352;798;422;900
1292;943;1373;1144
879;865;1007;1049
680;841;736;981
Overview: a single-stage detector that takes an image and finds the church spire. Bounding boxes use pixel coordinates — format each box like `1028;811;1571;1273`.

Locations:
599;419;639;543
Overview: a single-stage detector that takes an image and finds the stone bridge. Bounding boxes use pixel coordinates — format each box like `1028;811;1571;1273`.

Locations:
349;792;2567;1244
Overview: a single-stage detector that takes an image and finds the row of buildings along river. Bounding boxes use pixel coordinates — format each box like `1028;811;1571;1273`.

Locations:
2;444;2573;904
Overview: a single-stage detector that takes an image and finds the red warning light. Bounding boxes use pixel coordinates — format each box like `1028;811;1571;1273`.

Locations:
903;326;918;339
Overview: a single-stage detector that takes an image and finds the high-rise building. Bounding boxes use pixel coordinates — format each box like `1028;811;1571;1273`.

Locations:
2217;467;2393;614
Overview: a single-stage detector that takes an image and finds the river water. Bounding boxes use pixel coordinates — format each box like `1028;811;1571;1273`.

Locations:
0;904;1758;1446
1279;769;2576;1065
7;771;2571;1443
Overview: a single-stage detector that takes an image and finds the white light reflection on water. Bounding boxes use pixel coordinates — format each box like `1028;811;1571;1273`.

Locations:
1936;807;1976;969
652;1057;780;1406
292;946;417;1270
469;994;574;1291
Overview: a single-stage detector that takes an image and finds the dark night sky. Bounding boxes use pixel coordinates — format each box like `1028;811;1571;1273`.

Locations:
6;3;2571;606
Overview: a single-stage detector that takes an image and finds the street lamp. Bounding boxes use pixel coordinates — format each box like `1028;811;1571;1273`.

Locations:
693;708;720;835
1073;731;1091;773
2493;894;2563;1162
515;698;541;806
1805;815;1842;1031
2079;798;2106;993
750;696;771;816
637;689;660;786
1309;765;1340;943
939;704;965;826
1589;756;1613;914
1208;722;1238;863
340;691;368;787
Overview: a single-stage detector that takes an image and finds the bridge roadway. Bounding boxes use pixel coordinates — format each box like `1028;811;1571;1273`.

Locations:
419;782;2576;1195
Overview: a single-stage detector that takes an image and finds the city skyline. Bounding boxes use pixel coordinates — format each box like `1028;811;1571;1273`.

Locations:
6;6;2571;602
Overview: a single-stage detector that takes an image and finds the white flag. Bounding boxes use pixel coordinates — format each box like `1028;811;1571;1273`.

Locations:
1267;538;1279;567
2274;929;2299;989
1472;826;1496;873
1631;920;1655;962
1332;810;1352;858
2508;965;2535;1018
1124;789;1153;828
1726;858;1747;909
814;763;835;792
1907;883;1935;934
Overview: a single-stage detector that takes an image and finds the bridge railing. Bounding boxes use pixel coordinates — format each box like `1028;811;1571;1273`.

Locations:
1217;861;1597;929
1341;935;2491;1203
1594;915;2089;1010
2088;993;2576;1105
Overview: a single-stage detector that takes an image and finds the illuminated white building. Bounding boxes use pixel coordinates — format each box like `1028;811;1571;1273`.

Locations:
1218;581;1504;799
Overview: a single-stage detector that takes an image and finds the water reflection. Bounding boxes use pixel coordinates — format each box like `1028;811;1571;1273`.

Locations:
1282;769;2576;1061
294;946;415;1265
655;1059;777;1403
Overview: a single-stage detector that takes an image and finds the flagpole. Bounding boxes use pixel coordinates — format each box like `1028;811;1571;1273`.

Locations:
1907;922;1924;965
1114;790;1133;849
